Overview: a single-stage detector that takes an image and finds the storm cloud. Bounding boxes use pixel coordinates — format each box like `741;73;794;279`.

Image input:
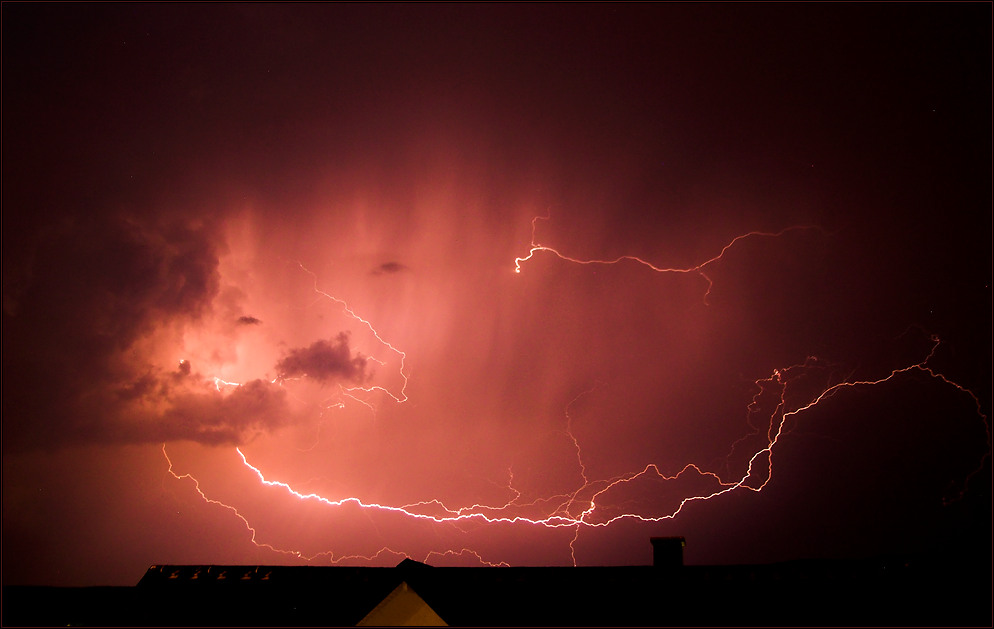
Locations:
2;213;227;449
275;332;370;384
152;378;291;445
0;211;305;451
0;207;375;452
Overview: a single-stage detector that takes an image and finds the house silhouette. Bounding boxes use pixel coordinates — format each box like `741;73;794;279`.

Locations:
2;539;989;627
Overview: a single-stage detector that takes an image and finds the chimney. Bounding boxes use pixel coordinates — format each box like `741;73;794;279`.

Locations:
650;536;685;568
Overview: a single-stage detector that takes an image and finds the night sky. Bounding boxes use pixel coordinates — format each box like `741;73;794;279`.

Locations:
3;4;991;587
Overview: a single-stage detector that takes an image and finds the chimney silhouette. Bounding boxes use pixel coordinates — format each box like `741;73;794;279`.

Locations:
650;536;685;568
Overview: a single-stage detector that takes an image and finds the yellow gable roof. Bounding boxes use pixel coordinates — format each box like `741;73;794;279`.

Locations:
356;581;447;627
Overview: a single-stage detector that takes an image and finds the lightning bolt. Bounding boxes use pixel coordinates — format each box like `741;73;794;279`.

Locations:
296;261;410;405
162;444;305;560
212;262;410;414
513;213;826;303
163;333;987;564
162;217;989;567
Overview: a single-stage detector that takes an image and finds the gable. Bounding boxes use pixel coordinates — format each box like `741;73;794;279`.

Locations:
356;581;447;626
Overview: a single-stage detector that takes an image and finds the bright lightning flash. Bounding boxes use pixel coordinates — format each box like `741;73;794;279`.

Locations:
162;216;990;568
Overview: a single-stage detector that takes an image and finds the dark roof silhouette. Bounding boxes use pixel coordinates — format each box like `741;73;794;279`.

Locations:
3;552;990;627
394;557;434;571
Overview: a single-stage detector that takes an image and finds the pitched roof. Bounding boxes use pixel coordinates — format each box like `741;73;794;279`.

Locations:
356;581;447;626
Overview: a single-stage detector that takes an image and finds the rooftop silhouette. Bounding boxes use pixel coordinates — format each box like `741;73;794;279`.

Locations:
3;539;989;627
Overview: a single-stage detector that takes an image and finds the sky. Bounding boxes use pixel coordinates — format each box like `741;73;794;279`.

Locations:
2;4;991;587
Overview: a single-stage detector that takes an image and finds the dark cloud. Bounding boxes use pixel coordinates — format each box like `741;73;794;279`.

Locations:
150;379;291;445
275;332;370;384
1;212;225;451
0;209;368;452
9;361;294;450
371;261;408;275
4;213;220;361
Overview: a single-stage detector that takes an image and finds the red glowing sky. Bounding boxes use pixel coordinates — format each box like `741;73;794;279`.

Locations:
2;4;990;587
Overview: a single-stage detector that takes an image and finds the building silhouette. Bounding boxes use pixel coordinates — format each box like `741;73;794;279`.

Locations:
2;538;990;627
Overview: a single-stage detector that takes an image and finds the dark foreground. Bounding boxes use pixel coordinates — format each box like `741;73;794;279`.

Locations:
3;554;990;627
